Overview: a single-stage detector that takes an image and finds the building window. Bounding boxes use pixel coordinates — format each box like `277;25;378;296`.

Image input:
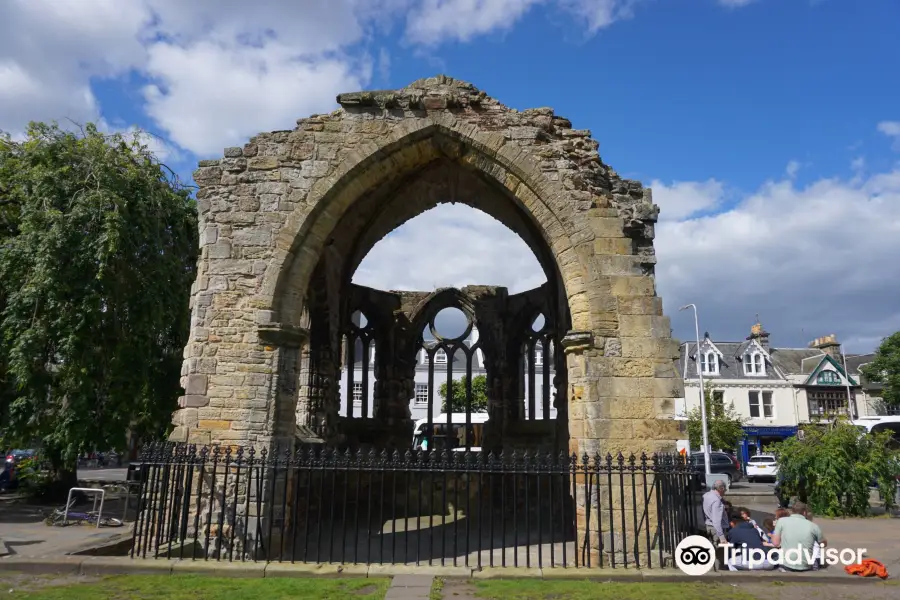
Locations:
749;391;760;417
700;351;718;375
414;383;429;406
352;382;362;406
434;348;447;364
748;390;773;418
808;390;848;421
711;390;724;417
744;352;765;376
817;370;840;385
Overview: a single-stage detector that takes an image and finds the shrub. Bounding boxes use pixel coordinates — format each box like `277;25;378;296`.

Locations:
769;420;900;517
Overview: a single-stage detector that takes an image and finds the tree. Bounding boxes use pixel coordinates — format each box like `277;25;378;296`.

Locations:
439;374;489;413
861;332;900;407
769;419;900;517
686;381;747;452
0;122;198;483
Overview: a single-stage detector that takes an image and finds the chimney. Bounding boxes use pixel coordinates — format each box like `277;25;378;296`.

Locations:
747;320;770;352
809;334;841;360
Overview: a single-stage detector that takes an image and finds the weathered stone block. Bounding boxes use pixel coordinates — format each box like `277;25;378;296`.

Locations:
185;374;208;395
179;395;209;408
208;240;232;259
248;156;278;170
198;420;232;430
610;276;655;297
589;215;625;238
593;237;633;255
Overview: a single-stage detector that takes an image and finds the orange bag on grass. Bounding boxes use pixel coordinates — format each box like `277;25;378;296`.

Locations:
845;558;889;579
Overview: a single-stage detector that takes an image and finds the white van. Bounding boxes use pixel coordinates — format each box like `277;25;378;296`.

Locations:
852;416;900;448
411;413;490;452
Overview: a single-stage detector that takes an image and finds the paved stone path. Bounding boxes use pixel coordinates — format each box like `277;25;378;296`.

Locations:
386;574;434;600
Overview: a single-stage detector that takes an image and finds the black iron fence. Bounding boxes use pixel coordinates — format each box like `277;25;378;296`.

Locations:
131;444;697;569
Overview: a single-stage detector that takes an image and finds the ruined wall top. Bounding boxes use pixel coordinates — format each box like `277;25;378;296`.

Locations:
326;74;658;238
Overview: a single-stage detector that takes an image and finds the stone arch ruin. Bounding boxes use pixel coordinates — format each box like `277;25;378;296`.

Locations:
173;74;682;457
168;76;686;561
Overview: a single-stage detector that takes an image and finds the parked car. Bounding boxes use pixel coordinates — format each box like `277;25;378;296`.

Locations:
690;451;743;487
746;454;778;482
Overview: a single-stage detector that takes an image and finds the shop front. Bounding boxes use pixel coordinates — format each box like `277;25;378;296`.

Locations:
739;426;798;464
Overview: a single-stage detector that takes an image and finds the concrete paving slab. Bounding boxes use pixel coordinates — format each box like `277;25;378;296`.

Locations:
264;562;359;577
80;556;173;576
472;566;543;579
0;555;84;575
368;564;472;577
171;559;266;578
392;574;435;587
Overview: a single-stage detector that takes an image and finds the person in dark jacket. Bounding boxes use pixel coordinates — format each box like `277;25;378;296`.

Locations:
723;511;777;570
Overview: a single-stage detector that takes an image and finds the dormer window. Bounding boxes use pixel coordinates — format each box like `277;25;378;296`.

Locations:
434;348;447;364
817;370;840;385
744;351;765;376
699;351;718;375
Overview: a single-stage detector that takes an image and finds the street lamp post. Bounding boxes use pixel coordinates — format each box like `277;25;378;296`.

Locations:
680;303;711;477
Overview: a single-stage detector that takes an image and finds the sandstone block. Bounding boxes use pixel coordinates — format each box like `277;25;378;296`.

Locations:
185;374;208;395
611;358;655;378
588;215;625;238
616;296;662;316
610;276;655;297
179;395;209;408
198;420;232;430
593;237;633;255
248;156;279;170
208;240;233;260
632;418;683;440
233;227;272;246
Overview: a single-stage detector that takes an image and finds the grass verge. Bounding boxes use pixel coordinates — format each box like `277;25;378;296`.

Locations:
0;573;391;600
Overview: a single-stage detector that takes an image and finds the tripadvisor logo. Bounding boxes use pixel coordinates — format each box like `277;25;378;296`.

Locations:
674;535;867;575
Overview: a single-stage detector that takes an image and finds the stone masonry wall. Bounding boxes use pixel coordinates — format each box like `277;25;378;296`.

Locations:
171;74;684;462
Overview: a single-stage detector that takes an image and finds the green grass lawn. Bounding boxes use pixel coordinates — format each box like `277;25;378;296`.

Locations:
1;574;391;600
470;580;755;600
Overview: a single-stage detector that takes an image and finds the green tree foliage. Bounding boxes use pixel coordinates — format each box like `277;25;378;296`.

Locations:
861;332;900;407
439;374;489;413
686;381;747;452
769;420;900;517
0;122;198;475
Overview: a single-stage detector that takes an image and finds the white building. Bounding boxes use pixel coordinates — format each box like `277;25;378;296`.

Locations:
677;323;862;462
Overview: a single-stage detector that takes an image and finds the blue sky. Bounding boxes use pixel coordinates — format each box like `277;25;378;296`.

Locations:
2;0;899;352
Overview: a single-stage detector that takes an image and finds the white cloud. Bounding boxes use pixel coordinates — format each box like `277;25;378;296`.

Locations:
353;204;546;294
717;0;758;6
877;120;900;150
559;0;641;32
785;160;801;179
405;0;543;45
141;41;368;155
0;0;149;137
352;165;900;352
650;179;725;221
656;167;900;351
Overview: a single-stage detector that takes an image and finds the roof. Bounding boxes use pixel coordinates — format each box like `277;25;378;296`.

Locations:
678;334;829;381
679;338;787;381
799;353;859;386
